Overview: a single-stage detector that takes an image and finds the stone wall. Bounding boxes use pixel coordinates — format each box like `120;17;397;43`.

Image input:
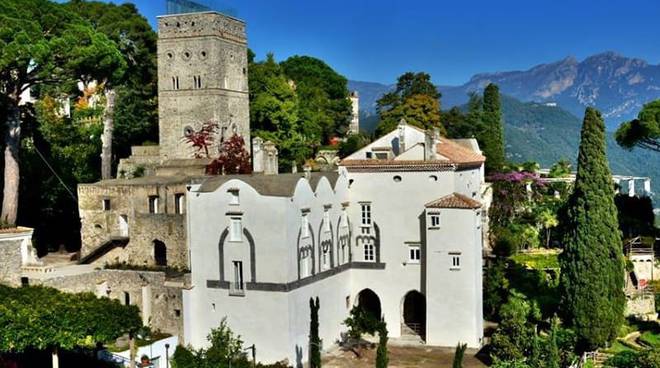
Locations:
626;293;656;319
78;181;189;268
117;145;161;179
33;268;188;339
0;239;23;287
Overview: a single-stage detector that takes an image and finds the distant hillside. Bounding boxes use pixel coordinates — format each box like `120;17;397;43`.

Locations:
346;85;659;199
350;52;660;131
500;96;659;196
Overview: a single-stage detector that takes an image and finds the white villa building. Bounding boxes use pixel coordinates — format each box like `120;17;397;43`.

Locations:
183;120;486;364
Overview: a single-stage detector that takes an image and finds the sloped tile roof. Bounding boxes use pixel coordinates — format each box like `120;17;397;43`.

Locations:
340;137;485;172
436;138;486;165
425;193;482;209
339;160;456;172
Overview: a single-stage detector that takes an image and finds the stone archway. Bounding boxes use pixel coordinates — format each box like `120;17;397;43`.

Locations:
402;290;426;340
356;288;382;321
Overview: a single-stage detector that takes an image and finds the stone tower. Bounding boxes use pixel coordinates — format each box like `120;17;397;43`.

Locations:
157;11;250;160
348;91;360;134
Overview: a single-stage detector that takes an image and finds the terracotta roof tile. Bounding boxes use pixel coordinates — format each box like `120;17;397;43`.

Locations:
340;137;485;172
339;160;456;172
436;138;486;165
425;193;482;209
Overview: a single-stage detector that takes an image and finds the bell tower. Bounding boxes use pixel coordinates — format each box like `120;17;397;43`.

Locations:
157;11;250;160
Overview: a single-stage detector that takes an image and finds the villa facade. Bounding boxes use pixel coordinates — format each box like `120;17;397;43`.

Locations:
183;120;486;363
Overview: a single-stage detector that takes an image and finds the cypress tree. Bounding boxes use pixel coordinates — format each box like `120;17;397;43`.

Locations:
309;297;321;368
482;83;506;172
375;321;388;368
559;107;625;349
452;342;467;368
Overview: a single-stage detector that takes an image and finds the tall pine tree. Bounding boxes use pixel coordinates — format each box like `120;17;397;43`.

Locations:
309;297;321;368
481;84;506;172
559;107;624;349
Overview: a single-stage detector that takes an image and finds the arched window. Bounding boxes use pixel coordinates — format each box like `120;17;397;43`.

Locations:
154;240;167;266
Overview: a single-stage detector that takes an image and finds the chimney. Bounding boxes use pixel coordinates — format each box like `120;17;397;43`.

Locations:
262;141;279;175
252;137;264;173
425;127;440;161
397;118;407;154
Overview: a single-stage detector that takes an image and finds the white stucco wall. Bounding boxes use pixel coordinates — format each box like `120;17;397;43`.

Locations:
184;163;484;364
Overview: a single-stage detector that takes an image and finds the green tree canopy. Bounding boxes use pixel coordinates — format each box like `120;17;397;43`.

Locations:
615;100;660;152
280;55;352;143
482;83;506;172
0;285;141;353
0;0;125;225
375;72;443;137
559;107;625;349
65;0;159;161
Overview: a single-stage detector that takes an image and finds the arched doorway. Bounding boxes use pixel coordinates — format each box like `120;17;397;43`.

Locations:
154;240;167;266
356;288;382;321
402;290;426;340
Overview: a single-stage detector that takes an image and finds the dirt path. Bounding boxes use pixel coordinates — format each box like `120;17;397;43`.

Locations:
323;345;488;368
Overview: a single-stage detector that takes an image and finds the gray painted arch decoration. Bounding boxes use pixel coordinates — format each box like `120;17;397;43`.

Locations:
218;227;257;284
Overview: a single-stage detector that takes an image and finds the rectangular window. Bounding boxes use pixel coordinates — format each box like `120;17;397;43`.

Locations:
301;249;311;278
340;209;349;228
366;152;373;159
229;217;242;242
174;193;185;214
229;190;240;205
364;243;375;262
322;247;329;269
231;261;244;295
323;210;331;232
301;214;310;238
429;213;440;228
408;245;421;263
360;203;371;226
102;199;111;211
450;252;461;269
148;196;159;214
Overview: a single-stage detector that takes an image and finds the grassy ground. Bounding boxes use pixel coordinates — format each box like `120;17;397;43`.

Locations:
510;249;561;269
323;345;487;368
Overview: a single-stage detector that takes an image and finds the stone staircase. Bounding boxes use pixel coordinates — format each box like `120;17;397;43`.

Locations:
591;351;613;368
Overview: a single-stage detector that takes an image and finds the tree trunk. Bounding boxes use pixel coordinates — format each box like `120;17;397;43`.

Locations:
51;347;59;368
101;89;116;180
1;102;21;226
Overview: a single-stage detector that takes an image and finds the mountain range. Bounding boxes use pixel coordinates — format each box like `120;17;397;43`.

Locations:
349;51;660;131
347;52;660;201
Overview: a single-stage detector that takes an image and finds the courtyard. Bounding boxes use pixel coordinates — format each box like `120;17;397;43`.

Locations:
322;345;487;368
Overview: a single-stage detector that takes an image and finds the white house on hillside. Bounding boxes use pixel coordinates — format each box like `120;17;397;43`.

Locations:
183;119;486;364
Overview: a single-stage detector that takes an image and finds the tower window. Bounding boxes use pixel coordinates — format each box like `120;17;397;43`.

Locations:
408;244;421;263
231;260;244;295
148;196;159;214
450;252;462;270
172;76;180;90
174;193;185;214
229;189;239;205
301;213;310;238
360;203;372;226
428;212;440;229
102;199;111;211
229;217;242;242
323;209;331;232
364;243;375;262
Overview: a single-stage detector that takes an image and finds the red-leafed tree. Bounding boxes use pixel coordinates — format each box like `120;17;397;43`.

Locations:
184;121;219;158
206;134;252;175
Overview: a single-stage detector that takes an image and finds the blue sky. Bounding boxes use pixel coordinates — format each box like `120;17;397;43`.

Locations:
67;0;660;85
